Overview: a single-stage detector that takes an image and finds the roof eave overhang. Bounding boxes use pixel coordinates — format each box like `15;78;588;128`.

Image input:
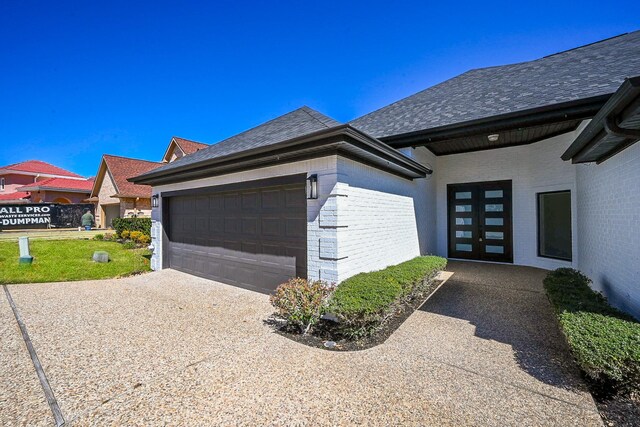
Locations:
380;95;610;149
129;125;431;186
16;187;91;193
111;193;150;199
562;76;640;164
0;170;85;180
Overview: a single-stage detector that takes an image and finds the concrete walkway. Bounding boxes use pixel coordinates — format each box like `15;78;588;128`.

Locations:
0;262;602;426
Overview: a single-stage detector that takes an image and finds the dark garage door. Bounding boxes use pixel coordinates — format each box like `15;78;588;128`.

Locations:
165;175;307;294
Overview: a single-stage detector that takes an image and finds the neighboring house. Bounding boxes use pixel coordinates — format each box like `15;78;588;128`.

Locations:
90;137;208;228
132;31;640;318
162;136;209;163
90;155;163;228
0;160;92;204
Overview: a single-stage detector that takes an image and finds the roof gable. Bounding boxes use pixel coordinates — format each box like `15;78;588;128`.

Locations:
351;31;640;138
161;137;209;163
173;137;208;155
94;155;162;199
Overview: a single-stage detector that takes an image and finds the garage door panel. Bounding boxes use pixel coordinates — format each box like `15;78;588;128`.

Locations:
167;177;306;294
224;194;240;210
224;217;240;233
285;188;305;208
241;217;258;235
261;217;282;236
261;189;282;209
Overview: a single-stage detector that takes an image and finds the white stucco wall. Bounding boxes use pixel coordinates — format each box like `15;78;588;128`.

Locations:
576;142;640;319
434;125;586;270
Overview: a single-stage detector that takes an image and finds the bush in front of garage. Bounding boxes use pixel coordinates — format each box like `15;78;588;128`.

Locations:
112;217;151;238
544;268;640;396
327;256;447;338
270;278;333;334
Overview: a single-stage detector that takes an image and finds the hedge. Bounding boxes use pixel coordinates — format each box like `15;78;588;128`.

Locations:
112;217;151;237
543;268;640;395
328;256;447;338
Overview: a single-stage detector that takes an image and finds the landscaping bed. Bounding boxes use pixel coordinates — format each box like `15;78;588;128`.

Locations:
0;240;151;284
543;268;640;426
268;256;448;351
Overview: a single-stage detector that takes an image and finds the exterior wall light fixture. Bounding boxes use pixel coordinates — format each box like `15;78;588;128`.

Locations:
306;175;318;199
152;194;159;208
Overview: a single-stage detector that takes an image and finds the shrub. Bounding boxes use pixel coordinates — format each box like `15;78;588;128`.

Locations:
137;234;151;245
93;234;104;241
328;256;447;338
103;232;115;241
544;268;640;395
122;241;137;250
129;231;143;242
120;230;130;239
270;278;333;334
112;217;151;237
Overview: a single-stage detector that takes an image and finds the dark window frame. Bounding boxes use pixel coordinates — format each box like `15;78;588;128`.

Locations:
537;190;572;261
0;177;4;191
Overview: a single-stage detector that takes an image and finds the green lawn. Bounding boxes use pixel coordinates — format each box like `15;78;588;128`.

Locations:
0;240;151;284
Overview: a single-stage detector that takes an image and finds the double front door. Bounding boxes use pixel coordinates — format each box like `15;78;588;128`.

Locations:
448;180;513;263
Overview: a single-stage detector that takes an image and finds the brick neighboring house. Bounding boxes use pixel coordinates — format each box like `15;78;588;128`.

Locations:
0;160;92;204
90;137;208;228
162;136;208;163
90;155;162;228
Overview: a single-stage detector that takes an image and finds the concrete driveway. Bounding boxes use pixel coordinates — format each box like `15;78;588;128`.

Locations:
1;262;602;426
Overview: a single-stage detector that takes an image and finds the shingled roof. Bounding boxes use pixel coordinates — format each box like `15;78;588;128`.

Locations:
149;106;341;174
97;155;162;198
0;160;84;179
172;137;209;155
351;31;640;139
17;177;94;193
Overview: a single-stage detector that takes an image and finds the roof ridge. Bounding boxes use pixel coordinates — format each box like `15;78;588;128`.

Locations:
204;106;318;149
173;136;208;146
1;159;84;177
299;106;340;128
103;154;163;164
543;32;631;58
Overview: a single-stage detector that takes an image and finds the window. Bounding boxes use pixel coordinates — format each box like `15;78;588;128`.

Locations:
538;191;572;261
0;177;4;191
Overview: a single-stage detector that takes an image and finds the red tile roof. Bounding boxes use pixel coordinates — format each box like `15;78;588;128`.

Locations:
103;155;162;198
173;137;208;155
17;177;94;192
0;191;30;201
0;160;84;178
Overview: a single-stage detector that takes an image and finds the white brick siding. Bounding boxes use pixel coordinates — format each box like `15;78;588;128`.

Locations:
334;156;430;282
576;141;640;318
434;125;585;270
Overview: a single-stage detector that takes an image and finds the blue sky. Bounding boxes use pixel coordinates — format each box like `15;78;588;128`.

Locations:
1;1;638;177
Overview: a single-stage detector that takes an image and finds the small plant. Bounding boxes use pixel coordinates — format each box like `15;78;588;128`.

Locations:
121;230;130;239
122;241;137;250
129;231;143;242
270;278;333;335
103;233;115;241
93;234;104;241
112;217;151;237
328;256;447;338
137;234;151;245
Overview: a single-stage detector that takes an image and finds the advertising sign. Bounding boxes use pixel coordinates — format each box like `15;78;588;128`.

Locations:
0;203;95;230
